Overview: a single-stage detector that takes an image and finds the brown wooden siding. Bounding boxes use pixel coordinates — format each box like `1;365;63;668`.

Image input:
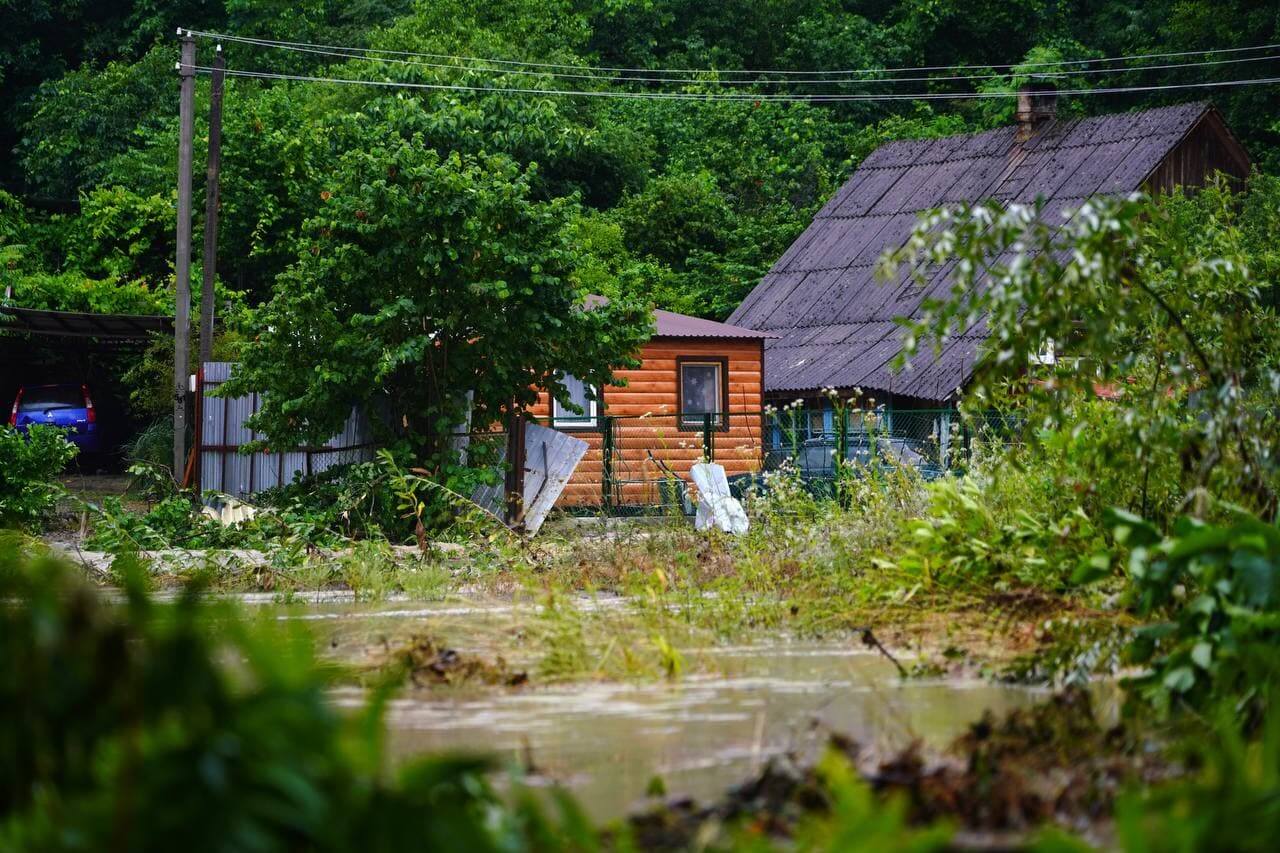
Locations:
1143;111;1251;195
530;337;765;506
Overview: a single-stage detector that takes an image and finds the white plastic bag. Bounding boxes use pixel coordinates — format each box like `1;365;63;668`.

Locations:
690;462;749;535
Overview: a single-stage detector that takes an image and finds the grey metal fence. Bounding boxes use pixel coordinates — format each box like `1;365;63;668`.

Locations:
197;362;374;498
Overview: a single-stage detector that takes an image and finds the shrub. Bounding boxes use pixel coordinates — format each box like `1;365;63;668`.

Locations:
0;425;77;530
1113;508;1280;717
0;535;590;851
1114;694;1280;852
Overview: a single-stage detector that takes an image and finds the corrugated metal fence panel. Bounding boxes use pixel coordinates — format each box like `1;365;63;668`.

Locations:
471;445;506;518
522;423;589;534
199;362;374;499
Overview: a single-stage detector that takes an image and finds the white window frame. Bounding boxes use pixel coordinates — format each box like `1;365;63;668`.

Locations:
552;373;600;429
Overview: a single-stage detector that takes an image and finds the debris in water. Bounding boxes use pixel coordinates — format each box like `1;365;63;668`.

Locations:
626;688;1171;849
386;633;529;687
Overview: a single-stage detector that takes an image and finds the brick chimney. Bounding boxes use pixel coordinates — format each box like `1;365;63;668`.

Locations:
1016;82;1058;141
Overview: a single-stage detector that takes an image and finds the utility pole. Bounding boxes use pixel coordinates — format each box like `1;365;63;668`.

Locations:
174;30;196;478
198;44;225;367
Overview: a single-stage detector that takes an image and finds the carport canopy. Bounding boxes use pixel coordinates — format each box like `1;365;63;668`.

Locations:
0;305;172;341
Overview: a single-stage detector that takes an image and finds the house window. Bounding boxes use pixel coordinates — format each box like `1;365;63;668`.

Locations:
808;408;827;438
677;357;728;429
552;373;599;429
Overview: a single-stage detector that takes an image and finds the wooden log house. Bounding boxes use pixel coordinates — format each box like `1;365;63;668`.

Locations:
528;300;773;508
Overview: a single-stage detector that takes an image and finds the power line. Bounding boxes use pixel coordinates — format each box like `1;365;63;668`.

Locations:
185;28;1280;79
186;33;1280;88
193;63;1280;102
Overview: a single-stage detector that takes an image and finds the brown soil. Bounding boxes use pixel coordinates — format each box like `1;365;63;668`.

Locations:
627;688;1172;850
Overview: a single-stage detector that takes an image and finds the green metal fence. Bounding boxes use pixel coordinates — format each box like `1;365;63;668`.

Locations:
531;411;755;515
763;406;1021;480
527;406;1022;515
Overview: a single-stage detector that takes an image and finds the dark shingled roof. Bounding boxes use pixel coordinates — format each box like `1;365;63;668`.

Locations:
727;101;1228;402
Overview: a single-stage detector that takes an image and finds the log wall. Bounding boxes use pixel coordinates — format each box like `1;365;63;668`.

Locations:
529;337;765;507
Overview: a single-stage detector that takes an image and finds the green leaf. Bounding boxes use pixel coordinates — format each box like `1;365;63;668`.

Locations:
1070;552;1113;586
1162;665;1196;693
1105;508;1162;548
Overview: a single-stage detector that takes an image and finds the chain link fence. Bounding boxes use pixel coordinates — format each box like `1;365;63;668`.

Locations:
524;407;1024;516
530;411;765;515
763;407;1022;482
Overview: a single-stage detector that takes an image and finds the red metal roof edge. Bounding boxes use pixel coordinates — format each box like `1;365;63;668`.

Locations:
652;308;776;339
584;294;775;339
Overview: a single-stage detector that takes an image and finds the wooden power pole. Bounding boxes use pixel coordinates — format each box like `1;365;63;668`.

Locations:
198;45;225;367
174;31;196;477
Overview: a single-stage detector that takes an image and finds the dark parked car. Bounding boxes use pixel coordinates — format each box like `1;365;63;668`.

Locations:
9;383;102;456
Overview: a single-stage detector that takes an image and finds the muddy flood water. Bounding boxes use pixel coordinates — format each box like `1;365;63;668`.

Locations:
260;594;1049;822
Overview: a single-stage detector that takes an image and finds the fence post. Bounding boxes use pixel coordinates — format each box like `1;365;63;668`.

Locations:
939;410;951;470
835;406;848;473
191;365;204;491
702;413;714;461
834;405;848;504
601;415;614;512
504;409;527;527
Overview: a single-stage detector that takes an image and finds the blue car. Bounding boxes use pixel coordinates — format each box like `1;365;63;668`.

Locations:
9;383;102;454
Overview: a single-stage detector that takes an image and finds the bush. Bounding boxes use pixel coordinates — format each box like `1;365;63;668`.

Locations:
0;425;77;530
1112;508;1280;717
1114;694;1280;852
882;437;1113;594
0;535;593;851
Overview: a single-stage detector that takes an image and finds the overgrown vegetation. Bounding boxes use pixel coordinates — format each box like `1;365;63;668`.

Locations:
5;0;1279;439
0;535;598;852
0;425;76;530
4;2;1280;846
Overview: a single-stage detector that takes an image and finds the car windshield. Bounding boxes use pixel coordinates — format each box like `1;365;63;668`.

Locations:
20;387;84;411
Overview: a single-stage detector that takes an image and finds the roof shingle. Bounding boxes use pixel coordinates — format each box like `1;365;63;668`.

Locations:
728;101;1232;402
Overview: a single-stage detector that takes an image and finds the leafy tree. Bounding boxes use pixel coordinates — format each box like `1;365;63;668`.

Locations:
16;46;173;198
221;116;652;466
612;170;733;271
63;186;175;284
883;184;1280;520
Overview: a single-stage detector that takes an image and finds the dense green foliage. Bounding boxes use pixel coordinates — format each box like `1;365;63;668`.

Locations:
0;537;603;851
4;0;1278;321
4;0;1277;452
1116;509;1280;717
0;425;76;529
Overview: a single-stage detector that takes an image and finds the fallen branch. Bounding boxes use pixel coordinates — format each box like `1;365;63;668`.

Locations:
852;626;907;678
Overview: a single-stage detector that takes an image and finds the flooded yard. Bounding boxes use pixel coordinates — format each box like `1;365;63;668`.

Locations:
265;595;1050;821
